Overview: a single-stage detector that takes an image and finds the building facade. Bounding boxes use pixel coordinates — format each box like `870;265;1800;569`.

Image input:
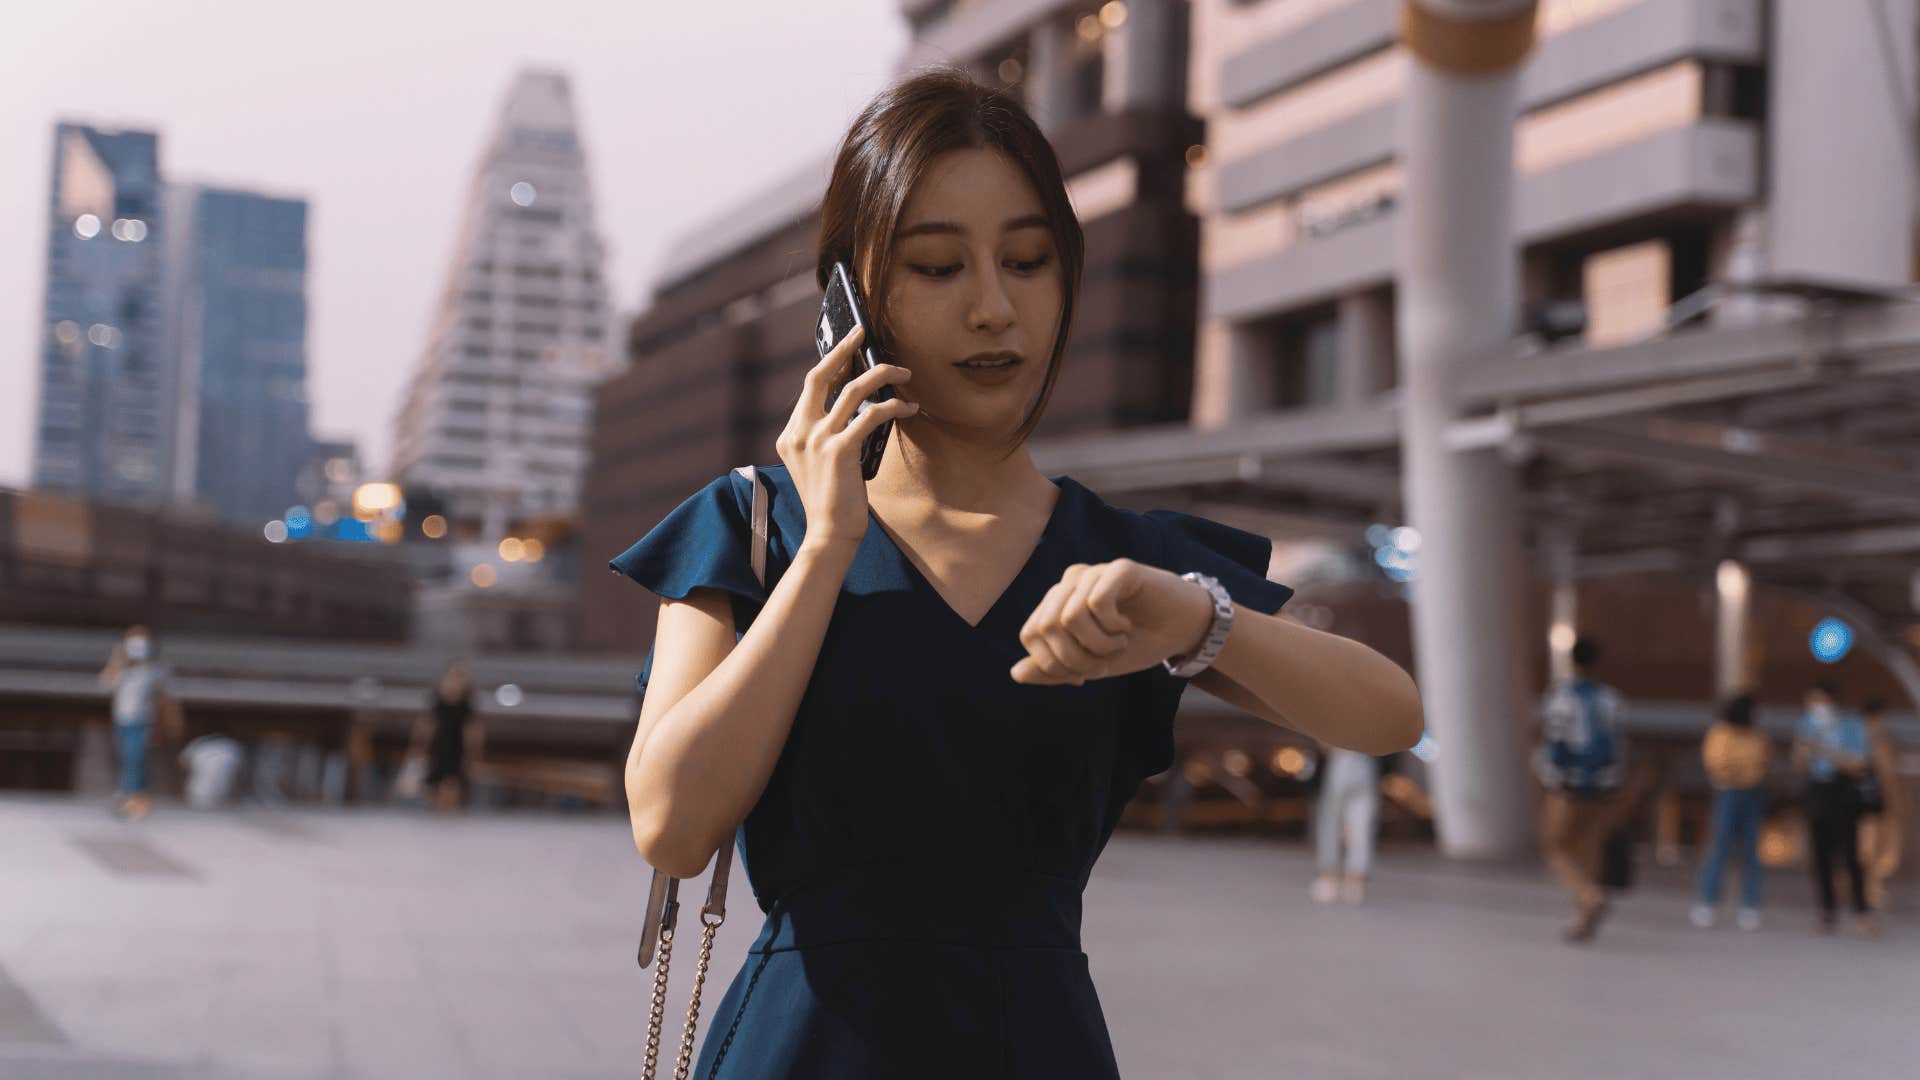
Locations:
579;0;1204;652
33;123;176;506
390;69;616;552
162;184;313;524
1186;0;1914;422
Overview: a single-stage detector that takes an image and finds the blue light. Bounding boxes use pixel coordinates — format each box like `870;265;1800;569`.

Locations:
1411;732;1437;762
330;518;374;543
1810;618;1854;664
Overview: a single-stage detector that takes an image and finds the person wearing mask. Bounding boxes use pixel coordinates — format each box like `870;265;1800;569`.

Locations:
1690;694;1770;930
1535;637;1625;943
96;626;174;820
1310;744;1382;905
1856;699;1903;913
1792;681;1873;935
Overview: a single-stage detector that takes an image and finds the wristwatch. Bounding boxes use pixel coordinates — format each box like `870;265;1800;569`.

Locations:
1162;572;1234;678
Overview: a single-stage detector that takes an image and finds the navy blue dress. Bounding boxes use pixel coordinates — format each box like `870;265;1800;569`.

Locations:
610;465;1292;1078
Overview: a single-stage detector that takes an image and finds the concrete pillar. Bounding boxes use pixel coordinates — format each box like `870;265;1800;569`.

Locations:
1336;289;1395;405
1714;559;1752;698
1395;0;1540;859
1224;321;1275;421
1103;0;1186;114
1027;18;1079;135
1768;0;1917;288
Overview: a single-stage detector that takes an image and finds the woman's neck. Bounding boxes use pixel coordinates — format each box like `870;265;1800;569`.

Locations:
869;420;1054;520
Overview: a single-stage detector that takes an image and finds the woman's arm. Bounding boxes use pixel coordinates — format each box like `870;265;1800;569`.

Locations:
97;644;125;688
1010;560;1421;755
625;539;858;878
1193;609;1422;755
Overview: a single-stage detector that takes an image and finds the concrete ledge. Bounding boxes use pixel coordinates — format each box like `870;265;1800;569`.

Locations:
1220;0;1396;110
1215;103;1397;215
1206;120;1758;322
1522;0;1762;108
1215;0;1762;214
900;0;1074;73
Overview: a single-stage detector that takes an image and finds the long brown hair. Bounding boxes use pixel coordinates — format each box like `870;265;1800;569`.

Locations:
817;68;1085;450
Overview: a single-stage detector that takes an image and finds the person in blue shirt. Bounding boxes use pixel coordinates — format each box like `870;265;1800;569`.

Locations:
1534;636;1625;942
1792;680;1874;934
96;625;175;821
612;69;1425;1078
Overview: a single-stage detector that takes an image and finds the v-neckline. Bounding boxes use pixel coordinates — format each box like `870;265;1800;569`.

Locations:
867;477;1072;632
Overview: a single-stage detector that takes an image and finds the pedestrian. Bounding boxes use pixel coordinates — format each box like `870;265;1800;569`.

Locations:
1793;680;1874;935
95;625;175;820
1856;698;1904;913
408;661;482;812
612;69;1423;1078
1534;636;1626;943
1690;693;1770;930
1311;744;1381;905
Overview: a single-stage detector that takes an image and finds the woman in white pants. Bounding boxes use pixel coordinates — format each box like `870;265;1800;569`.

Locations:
1312;747;1381;904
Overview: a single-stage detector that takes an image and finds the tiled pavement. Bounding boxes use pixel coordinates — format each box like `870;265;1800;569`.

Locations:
1;796;1914;1079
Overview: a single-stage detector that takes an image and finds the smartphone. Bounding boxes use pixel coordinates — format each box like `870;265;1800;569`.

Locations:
817;261;896;481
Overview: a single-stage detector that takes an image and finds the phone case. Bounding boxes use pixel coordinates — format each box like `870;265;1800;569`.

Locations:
817;263;896;480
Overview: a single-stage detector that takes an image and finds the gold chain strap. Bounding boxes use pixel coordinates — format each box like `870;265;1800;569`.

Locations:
642;928;674;1080
670;914;724;1080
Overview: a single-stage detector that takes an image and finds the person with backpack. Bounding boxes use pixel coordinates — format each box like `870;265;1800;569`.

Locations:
1690;693;1771;930
1534;637;1625;943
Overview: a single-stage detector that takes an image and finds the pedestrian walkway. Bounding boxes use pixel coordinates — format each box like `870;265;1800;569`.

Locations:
0;796;1912;1078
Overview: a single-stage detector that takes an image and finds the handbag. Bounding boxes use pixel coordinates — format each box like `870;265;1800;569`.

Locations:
636;465;769;1080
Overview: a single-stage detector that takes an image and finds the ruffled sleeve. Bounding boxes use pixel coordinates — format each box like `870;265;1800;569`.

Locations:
1123;509;1294;785
608;472;767;606
608;472;768;695
1139;509;1293;616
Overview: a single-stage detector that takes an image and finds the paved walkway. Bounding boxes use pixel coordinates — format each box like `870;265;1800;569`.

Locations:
1;796;1913;1078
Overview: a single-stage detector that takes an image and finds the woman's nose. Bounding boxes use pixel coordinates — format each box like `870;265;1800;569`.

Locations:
968;270;1016;332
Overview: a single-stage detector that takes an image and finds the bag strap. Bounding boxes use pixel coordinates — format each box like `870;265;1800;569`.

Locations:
637;466;767;1079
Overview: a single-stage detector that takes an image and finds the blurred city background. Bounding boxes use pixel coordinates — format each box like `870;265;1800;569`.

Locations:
3;0;1918;1076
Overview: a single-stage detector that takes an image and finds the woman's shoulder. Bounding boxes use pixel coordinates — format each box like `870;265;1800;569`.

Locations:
1054;474;1292;613
1056;475;1271;566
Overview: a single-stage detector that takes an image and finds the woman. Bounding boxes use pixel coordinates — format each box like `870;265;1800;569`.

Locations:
409;661;481;812
614;71;1422;1077
1689;693;1770;931
1792;680;1872;935
1311;743;1382;905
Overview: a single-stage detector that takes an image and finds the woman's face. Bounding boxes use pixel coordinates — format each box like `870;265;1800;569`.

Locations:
872;148;1064;442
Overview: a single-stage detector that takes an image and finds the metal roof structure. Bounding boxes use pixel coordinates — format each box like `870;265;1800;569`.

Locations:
1034;285;1920;655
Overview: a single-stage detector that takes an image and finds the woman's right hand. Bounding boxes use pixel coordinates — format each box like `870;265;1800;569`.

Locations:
777;323;918;551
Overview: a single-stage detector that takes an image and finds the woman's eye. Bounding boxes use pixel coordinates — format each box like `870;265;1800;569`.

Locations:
1006;255;1052;273
909;263;962;279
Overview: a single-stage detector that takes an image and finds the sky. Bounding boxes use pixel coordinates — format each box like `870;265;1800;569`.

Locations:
0;0;910;487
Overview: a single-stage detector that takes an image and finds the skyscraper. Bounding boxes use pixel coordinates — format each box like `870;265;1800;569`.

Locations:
391;69;615;552
33;123;174;504
162;184;313;524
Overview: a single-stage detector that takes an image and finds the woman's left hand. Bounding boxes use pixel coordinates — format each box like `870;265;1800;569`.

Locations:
1011;559;1214;685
